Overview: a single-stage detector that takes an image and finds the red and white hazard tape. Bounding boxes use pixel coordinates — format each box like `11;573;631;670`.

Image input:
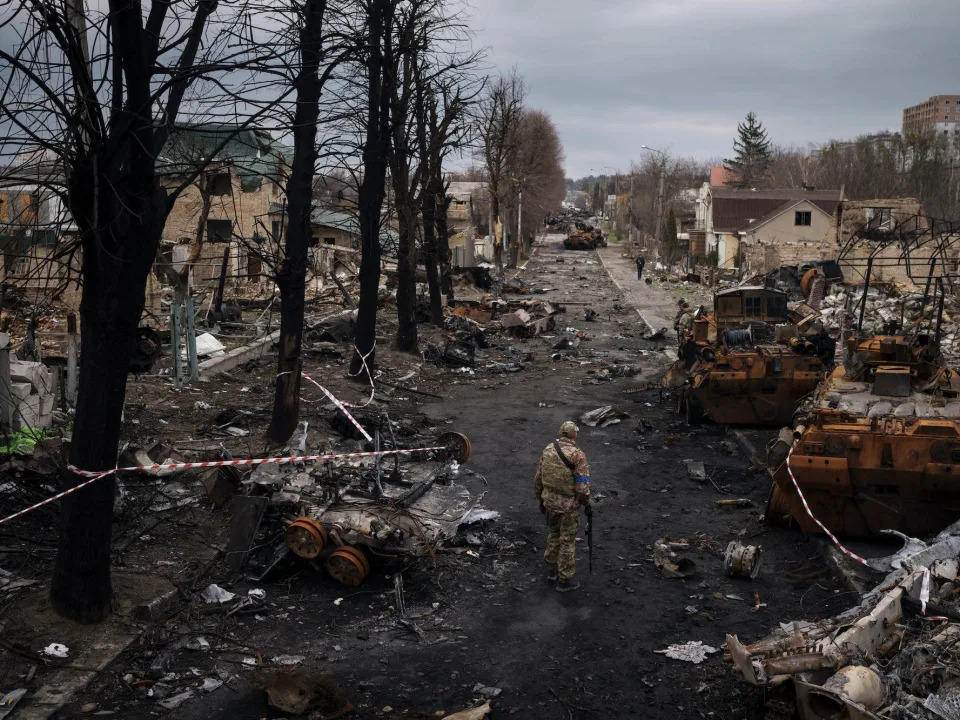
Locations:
786;442;948;621
0;445;444;527
785;443;868;565
301;372;372;442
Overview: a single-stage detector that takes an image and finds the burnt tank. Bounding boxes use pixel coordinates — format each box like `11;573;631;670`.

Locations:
671;286;834;425
766;333;960;538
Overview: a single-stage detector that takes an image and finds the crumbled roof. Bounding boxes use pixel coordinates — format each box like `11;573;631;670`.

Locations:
446;181;486;203
159;124;290;192
269;204;399;245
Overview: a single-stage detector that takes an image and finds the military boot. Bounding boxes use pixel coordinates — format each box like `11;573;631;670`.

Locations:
556;578;580;592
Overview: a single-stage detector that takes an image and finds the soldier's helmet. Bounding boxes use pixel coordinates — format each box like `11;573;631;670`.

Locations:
560;421;579;439
680;300;690;309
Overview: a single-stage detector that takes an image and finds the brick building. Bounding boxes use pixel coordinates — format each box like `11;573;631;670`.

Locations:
902;95;960;153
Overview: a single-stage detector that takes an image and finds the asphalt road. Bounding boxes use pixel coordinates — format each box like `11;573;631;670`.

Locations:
64;237;851;720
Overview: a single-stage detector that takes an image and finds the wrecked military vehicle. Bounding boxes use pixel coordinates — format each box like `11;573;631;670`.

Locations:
666;285;835;425
564;225;605;250
766;330;960;538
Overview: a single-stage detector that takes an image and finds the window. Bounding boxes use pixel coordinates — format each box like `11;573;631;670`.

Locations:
323;237;336;245
206;219;232;242
209;173;231;196
795;210;812;226
744;296;762;318
865;207;893;229
4;254;29;277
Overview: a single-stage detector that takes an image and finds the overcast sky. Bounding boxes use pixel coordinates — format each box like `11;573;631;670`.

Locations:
466;0;960;179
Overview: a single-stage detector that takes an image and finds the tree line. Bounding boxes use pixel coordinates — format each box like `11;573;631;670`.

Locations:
0;0;565;623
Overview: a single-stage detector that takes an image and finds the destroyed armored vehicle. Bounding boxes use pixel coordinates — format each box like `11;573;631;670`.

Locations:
767;332;960;538
564;226;605;250
268;431;496;586
669;286;834;425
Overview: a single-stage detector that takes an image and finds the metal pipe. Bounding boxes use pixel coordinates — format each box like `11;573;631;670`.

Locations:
935;277;946;345
922;254;938;308
857;256;873;332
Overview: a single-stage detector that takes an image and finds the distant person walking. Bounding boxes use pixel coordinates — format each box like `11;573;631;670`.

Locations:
636;256;645;280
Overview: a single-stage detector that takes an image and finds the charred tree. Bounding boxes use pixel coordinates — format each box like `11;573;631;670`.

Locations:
417;87;443;325
350;0;394;379
51;0;218;624
388;12;421;352
268;0;330;444
1;0;275;622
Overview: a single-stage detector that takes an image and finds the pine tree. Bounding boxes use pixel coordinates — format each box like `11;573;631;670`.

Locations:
724;112;771;189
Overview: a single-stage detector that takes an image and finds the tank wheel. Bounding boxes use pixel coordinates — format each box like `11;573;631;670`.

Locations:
765;478;794;528
685;393;704;425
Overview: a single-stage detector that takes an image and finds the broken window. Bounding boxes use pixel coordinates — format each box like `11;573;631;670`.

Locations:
794;211;812;227
744;296;762;318
209;173;232;196
4;253;29;277
865;207;893;229
323;237;336;246
247;250;262;279
206;219;232;243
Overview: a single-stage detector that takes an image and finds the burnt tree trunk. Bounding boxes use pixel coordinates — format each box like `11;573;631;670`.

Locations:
437;191;454;302
267;0;327;444
393;200;419;349
51;0;164;621
421;187;442;325
417;88;442;326
388;17;418;353
350;0;392;380
49;0;218;623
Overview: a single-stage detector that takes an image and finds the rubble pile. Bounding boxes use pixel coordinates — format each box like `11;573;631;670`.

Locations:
818;285;960;362
727;521;960;719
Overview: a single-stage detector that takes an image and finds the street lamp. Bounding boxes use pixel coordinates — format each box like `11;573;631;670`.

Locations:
640;145;667;263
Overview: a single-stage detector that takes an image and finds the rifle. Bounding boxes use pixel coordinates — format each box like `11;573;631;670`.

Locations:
584;504;593;574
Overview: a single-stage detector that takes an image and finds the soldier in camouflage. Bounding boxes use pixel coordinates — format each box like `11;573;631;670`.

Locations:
676;300;694;350
534;421;591;591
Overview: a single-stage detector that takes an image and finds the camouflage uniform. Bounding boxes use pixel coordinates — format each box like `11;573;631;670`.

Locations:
677;309;694;349
534;424;591;581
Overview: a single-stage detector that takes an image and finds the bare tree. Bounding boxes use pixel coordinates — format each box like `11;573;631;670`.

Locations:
0;0;276;622
349;0;394;379
267;0;351;443
477;71;524;271
501;109;565;259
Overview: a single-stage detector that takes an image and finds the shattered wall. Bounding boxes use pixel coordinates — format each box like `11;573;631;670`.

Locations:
829;198;939;286
163;166;280;288
739;200;836;275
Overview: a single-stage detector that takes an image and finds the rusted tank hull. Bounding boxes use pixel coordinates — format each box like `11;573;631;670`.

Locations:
768;420;960;538
686;348;823;426
690;373;821;425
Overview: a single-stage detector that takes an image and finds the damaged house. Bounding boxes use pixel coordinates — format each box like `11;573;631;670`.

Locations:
446;180;488;266
831;198;959;287
695;184;843;273
0;160;80;305
159;124;291;291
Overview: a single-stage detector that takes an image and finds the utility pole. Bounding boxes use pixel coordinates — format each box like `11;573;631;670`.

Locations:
518;189;522;254
641;146;667;262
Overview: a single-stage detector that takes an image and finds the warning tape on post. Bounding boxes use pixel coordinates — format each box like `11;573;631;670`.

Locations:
0;445;445;527
786;442;948;622
301;372;372;442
